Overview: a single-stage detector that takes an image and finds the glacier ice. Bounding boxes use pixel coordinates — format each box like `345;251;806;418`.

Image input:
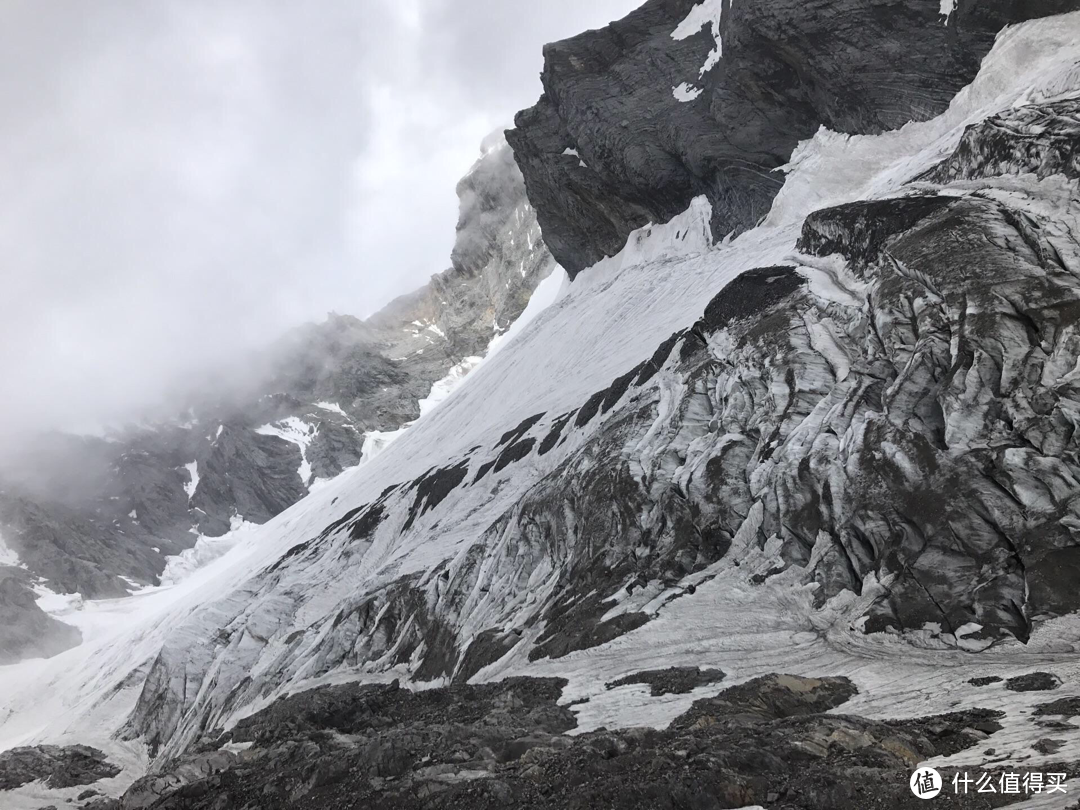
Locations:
3;11;1080;808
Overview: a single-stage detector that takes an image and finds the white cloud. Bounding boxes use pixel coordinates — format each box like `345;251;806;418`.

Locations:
0;0;642;443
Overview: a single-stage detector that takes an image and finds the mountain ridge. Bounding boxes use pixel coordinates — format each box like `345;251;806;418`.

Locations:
0;134;554;665
4;3;1080;809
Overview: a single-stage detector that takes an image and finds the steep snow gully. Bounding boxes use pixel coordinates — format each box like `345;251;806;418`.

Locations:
5;7;1080;810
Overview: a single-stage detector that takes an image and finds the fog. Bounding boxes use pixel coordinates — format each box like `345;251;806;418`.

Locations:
0;0;640;444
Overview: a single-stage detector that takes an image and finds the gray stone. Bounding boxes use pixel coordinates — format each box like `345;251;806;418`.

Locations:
0;744;119;791
507;0;1080;277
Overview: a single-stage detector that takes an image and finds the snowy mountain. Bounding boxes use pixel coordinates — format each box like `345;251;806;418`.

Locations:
0;134;553;666
5;1;1080;808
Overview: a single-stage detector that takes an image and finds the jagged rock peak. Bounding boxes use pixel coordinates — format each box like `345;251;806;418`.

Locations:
508;0;1080;278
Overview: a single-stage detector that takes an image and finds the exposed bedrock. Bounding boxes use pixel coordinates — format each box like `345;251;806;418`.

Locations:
105;674;1006;810
507;0;1080;277
0;744;120;791
0;571;81;665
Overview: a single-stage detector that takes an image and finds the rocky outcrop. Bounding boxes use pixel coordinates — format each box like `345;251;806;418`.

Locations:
507;0;1080;277
605;666;727;696
370;134;552;356
0;571;81;664
0;745;119;791
921;98;1080;184
102;674;1006;809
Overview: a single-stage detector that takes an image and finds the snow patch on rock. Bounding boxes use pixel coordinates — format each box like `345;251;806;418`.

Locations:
561;147;588;168
183;461;199;500
256;417;316;484
0;530;21;568
672;0;727;76
314;401;348;418
673;82;704;102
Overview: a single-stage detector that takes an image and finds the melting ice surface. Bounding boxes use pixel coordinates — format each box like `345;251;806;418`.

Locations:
3;13;1080;808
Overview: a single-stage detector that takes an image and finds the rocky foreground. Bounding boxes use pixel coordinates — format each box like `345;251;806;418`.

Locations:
28;671;1079;809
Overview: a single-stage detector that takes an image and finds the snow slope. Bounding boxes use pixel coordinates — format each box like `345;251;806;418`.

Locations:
3;12;1080;807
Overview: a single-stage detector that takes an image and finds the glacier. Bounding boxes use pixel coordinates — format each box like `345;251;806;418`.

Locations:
3;7;1080;810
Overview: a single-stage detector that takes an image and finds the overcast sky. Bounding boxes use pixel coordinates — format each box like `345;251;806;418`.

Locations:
0;0;640;438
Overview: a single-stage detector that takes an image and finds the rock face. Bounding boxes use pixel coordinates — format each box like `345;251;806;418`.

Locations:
0;136;553;664
102;674;1006;809
0;745;119;791
372;134;552;350
507;0;1079;277
0;571;81;664
605;666;727;697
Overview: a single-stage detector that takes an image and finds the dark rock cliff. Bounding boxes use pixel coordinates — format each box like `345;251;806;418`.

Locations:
507;0;1080;278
